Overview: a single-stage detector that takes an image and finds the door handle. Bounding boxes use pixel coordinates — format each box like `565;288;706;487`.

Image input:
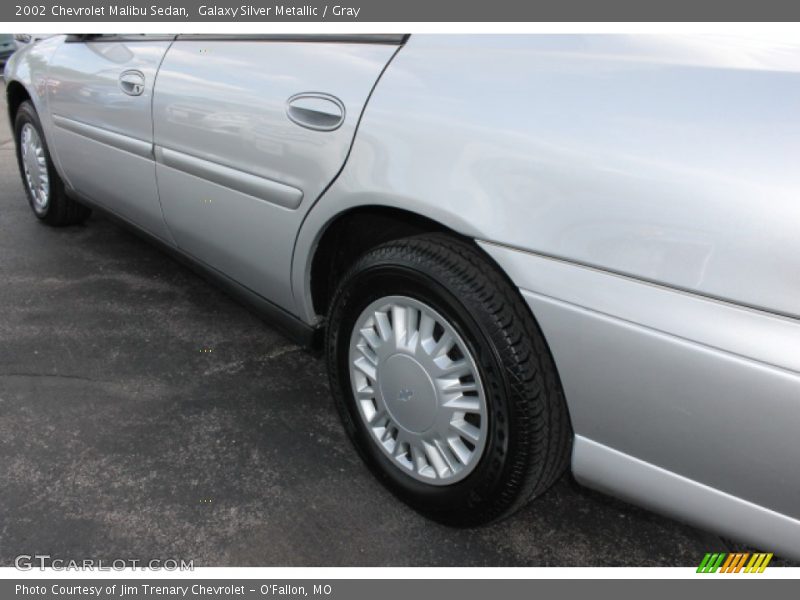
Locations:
119;70;145;96
286;93;345;131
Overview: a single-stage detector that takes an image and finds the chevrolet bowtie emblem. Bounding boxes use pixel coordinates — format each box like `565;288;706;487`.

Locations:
397;388;414;402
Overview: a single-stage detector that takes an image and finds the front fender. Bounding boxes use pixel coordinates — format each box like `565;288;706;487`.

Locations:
5;35;67;176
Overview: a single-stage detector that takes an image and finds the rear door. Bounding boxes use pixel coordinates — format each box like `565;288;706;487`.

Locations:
47;35;174;242
152;35;403;312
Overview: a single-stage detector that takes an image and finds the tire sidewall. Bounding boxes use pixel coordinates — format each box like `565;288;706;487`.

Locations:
328;255;519;523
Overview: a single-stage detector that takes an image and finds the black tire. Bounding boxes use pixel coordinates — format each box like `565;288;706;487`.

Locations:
14;100;91;226
326;233;572;525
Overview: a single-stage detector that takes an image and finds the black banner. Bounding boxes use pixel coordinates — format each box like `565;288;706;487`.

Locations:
4;0;800;22
4;579;799;600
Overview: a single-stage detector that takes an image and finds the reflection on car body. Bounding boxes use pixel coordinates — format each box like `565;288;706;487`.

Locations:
5;33;799;559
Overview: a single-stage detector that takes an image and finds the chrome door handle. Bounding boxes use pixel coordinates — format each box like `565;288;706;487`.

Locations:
286;93;345;131
119;70;145;96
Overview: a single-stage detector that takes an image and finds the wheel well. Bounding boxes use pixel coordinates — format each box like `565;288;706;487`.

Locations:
6;80;31;126
310;207;465;318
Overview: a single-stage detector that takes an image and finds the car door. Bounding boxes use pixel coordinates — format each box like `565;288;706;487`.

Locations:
152;35;403;312
47;35;174;243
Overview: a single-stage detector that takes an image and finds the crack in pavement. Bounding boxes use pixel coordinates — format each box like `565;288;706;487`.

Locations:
0;372;107;383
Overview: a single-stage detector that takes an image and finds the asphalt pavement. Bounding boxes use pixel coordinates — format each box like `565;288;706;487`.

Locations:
0;79;778;567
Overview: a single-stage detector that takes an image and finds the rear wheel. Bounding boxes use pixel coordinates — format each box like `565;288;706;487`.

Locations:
14;100;91;226
326;234;572;525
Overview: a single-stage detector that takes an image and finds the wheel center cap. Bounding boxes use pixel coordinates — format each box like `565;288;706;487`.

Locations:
379;353;437;434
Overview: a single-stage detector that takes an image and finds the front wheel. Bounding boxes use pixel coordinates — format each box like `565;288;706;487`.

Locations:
326;234;572;525
14;100;91;226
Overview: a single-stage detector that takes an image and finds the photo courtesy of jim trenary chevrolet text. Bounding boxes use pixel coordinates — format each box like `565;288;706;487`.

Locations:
1;0;799;596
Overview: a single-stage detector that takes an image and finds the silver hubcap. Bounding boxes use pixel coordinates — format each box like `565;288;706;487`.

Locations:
20;123;50;213
349;296;488;485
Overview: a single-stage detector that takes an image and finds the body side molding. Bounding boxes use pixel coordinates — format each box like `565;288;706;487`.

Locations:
52;114;153;160
155;146;304;210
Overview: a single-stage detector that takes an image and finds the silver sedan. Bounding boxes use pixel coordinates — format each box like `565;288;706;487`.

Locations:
5;33;799;559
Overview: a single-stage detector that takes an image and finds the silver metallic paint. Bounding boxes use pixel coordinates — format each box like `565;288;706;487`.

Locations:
151;40;397;309
479;241;800;375
479;240;800;555
7;33;799;557
293;34;800;321
46;38;175;243
289;35;800;558
486;247;800;519
4;36;65;179
154;145;304;209
52;114;153;160
574;436;800;562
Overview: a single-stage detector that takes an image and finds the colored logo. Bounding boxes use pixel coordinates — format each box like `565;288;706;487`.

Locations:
697;552;773;573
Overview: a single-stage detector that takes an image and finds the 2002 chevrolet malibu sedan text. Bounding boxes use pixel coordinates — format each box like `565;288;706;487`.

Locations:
5;34;799;559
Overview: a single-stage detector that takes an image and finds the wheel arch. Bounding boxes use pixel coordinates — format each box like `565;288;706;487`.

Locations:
5;79;33;128
5;74;72;188
304;205;461;323
295;202;537;333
